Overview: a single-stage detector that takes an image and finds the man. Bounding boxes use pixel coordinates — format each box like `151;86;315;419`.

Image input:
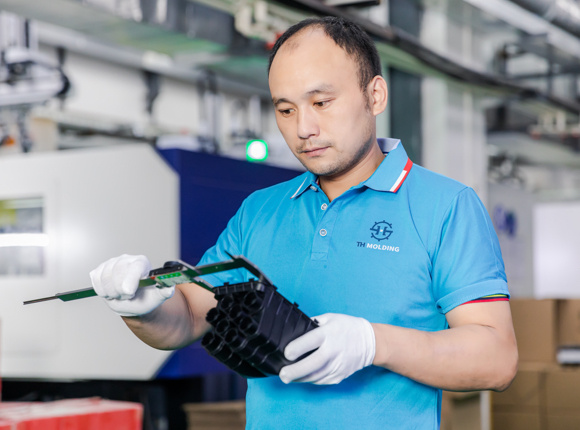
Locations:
91;17;517;429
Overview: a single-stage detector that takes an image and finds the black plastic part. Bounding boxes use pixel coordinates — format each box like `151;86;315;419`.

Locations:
201;279;318;378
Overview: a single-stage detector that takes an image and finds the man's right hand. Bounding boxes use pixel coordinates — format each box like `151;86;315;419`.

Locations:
90;254;175;317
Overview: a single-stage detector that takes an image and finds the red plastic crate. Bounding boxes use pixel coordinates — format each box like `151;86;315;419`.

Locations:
0;398;142;430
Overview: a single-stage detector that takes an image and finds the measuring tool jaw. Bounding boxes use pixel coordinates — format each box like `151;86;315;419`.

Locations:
148;262;196;290
23;295;61;305
221;252;273;285
23;254;269;305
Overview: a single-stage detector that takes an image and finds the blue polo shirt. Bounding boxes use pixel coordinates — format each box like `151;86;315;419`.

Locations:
198;138;509;430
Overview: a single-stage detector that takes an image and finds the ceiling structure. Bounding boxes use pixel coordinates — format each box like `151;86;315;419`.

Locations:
0;0;578;112
1;0;580;173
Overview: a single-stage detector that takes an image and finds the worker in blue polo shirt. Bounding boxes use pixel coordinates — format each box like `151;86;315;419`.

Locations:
90;16;518;429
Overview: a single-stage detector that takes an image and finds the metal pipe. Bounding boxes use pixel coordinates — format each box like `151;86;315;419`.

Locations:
35;21;271;98
509;0;580;39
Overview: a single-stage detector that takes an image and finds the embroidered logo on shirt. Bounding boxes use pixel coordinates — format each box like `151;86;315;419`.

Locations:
356;241;400;252
370;220;393;241
355;221;399;252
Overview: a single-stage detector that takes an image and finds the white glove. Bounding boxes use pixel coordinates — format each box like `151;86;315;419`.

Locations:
279;313;376;385
89;254;175;317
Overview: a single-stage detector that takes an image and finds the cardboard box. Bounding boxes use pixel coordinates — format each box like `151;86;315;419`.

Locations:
493;364;580;430
545;366;580;411
495;299;580;429
441;391;481;430
493;363;547;408
546;414;580;430
510;299;558;363
491;363;547;430
510;299;580;364
546;365;580;430
183;400;245;430
558;300;580;347
493;411;542;430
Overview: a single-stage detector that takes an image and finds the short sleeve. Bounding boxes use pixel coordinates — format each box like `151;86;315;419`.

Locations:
195;199;248;287
432;188;510;314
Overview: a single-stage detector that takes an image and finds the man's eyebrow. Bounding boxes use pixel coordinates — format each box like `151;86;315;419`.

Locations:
272;85;337;107
306;85;336;97
272;97;291;107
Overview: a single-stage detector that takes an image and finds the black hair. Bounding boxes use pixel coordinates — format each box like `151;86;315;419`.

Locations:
267;16;382;91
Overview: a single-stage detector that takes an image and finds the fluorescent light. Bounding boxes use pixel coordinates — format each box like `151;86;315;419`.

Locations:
0;233;50;247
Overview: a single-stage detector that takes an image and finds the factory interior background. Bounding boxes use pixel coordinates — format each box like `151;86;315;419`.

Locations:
1;0;580;429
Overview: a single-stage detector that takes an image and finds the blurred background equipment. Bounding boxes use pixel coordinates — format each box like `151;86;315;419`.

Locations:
0;0;580;429
0;46;68;107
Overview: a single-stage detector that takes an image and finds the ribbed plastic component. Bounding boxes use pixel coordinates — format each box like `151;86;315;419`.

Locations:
201;279;318;378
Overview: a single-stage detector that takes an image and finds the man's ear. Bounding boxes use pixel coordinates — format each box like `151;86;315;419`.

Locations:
367;76;388;117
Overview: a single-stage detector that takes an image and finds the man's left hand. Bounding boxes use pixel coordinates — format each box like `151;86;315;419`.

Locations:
279;313;376;385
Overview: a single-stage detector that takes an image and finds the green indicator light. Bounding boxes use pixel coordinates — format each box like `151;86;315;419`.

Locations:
246;139;268;162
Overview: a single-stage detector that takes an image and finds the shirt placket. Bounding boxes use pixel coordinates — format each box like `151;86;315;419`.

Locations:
311;193;342;261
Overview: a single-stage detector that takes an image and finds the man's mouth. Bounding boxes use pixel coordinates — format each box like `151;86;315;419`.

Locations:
300;146;329;157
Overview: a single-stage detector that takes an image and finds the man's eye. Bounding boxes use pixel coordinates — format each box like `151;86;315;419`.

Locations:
314;100;329;108
278;109;293;116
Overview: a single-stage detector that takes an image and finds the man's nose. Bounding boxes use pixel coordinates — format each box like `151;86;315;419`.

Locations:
297;109;319;140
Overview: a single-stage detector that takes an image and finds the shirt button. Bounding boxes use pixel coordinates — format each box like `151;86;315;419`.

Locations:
310;186;317;191
321;203;328;210
319;229;327;237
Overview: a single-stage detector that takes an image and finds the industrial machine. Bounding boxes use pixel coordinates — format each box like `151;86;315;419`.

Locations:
0;144;178;380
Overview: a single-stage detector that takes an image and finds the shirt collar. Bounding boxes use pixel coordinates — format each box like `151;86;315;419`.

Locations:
364;138;413;193
290;138;413;199
290;171;319;199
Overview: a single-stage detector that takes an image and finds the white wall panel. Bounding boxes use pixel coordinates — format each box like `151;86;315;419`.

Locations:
534;202;580;298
